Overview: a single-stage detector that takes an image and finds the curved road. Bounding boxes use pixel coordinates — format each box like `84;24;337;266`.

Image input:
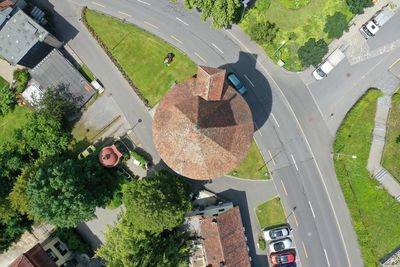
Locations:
35;0;364;266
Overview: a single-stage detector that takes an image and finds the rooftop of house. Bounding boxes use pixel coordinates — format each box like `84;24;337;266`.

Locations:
0;7;49;65
9;244;57;267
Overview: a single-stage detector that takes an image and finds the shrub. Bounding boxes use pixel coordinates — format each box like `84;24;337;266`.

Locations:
57;228;92;255
13;69;29;95
248;21;278;43
324;12;349;39
346;0;373;14
0;84;15;116
298;38;328;67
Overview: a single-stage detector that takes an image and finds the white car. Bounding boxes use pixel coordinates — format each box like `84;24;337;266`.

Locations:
269;238;292;253
263;226;290;241
91;80;105;94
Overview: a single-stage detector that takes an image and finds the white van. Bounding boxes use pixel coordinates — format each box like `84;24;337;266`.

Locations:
313;48;346;80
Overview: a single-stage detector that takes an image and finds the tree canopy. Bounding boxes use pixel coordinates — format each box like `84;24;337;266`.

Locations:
27;158;119;228
248;20;278;43
0;84;15;116
346;0;373;14
0;214;31;253
184;0;242;28
13;69;29;95
324;12;349;39
298;38;328;68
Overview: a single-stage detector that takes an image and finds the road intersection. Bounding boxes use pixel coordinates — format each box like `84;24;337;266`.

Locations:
34;0;400;266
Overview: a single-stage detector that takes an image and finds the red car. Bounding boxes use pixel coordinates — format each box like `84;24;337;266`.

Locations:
270;250;296;266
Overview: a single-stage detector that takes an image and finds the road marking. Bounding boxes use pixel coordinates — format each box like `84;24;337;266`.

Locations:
211;43;224;54
194;52;207;63
137;0;151;5
271;113;280;127
92;1;105;7
118;11;132;17
308;201;316;218
170;35;183;44
389;57;400;69
280;180;287;196
144;21;158;29
176;17;189;26
292;212;299;226
324;249;331;266
291;154;298;171
268;150;276;166
243;74;255;87
302;242;308;258
225;29;352;266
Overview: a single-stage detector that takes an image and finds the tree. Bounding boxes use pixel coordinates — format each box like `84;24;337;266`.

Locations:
298;38;328;68
0;84;15;116
184;0;242;28
13;69;29;95
324;12;349;39
123;171;191;233
97;216;189;267
0;214;31;253
248;20;278;43
9;168;35;220
27;158;119;228
346;0;373;14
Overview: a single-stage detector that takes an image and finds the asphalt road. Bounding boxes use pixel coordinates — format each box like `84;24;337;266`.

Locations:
33;0;367;266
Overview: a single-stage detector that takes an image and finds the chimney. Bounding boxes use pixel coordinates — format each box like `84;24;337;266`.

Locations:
194;66;226;101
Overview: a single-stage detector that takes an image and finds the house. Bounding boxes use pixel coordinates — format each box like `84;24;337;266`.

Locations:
0;7;62;67
8;244;57;267
186;204;251;267
22;49;96;109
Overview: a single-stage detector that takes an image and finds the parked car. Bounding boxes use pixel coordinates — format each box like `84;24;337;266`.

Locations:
359;5;394;39
78;145;96;159
312;48;346;80
91;79;105;94
279;263;296;267
263;226;291;241
269;238;292;253
270;251;296;266
227;72;248;95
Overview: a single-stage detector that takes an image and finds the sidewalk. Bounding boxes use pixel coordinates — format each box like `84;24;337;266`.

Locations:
367;94;400;201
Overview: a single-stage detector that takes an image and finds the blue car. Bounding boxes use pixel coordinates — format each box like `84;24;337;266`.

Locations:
227;72;248;95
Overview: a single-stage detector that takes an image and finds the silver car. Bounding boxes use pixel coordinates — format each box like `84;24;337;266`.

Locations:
269;238;292;253
263;226;290;241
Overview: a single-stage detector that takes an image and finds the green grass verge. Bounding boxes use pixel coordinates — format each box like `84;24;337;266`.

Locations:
240;0;352;70
333;89;400;266
230;140;269;180
0;106;31;145
84;9;197;107
79;64;96;82
258;236;266;250
256;197;286;229
382;91;400;183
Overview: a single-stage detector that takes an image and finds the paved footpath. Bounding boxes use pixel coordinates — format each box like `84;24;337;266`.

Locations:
367;93;400;200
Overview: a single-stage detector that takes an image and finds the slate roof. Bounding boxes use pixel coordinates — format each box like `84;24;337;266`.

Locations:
200;207;251;267
153;66;253;180
0;7;48;65
9;244;57;267
29;49;95;108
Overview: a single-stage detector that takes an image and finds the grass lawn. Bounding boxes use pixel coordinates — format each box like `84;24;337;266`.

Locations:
230;140;269;180
0;106;31;145
382;91;400;183
0;75;9;89
79;64;96;82
240;0;352;70
255;197;286;229
84;9;197;107
334;89;400;266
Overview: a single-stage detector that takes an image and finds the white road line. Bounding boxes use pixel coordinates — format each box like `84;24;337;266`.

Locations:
194;52;207;63
280;180;287;196
144;21;158;29
92;1;105;7
170;35;183;44
268;150;276;166
137;0;150;5
225;29;352;267
211;43;224;54
271;113;280;127
324;249;331;266
118;11;132;17
176;17;189;26
291;154;298;171
293;212;299;226
302;242;308;258
243;74;255;87
308;201;316;218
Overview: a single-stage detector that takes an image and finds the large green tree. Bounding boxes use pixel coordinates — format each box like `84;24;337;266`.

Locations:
97;216;189;267
346;0;373;14
248;20;278;43
324;12;349;39
298;38;328;68
27;158;119;228
123;171;192;233
184;0;242;28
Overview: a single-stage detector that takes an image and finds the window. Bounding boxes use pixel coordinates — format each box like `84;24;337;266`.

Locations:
54;241;68;256
46;249;59;262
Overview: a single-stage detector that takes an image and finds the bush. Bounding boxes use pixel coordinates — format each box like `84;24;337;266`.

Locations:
248;20;278;43
0;84;15;116
13;69;29;95
346;0;373;14
297;38;328;67
324;12;349;39
57;228;92;256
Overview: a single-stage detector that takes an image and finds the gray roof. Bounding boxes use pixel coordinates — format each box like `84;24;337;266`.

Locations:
0;8;48;65
30;49;95;108
0;7;12;27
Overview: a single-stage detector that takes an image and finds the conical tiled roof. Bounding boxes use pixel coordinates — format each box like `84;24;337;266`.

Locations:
153;66;253;180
